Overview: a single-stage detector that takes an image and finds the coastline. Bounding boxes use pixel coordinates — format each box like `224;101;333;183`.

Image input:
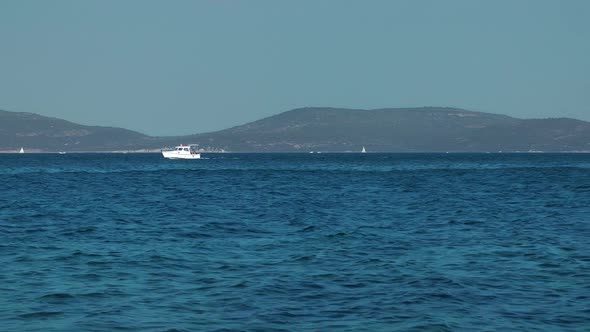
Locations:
1;150;589;154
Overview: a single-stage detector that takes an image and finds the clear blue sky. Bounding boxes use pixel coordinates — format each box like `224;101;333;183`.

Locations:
1;0;589;136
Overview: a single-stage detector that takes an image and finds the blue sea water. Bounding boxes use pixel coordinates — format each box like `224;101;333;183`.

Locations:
1;153;589;331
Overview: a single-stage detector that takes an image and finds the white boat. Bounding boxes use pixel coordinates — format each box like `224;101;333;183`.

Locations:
19;147;24;154
361;146;366;153
162;144;201;159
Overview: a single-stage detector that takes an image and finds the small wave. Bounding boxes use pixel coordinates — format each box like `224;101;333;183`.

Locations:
290;254;316;262
3;162;589;176
79;292;109;299
231;281;248;288
405;323;455;332
86;260;111;266
325;231;349;238
300;225;316;232
342;282;367;289
39;293;76;304
182;231;212;238
19;311;64;319
40;293;75;300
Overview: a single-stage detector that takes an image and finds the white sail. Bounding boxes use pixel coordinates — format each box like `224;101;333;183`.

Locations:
19;147;24;154
361;146;366;153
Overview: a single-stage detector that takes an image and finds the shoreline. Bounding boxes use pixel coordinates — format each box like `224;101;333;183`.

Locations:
1;150;590;154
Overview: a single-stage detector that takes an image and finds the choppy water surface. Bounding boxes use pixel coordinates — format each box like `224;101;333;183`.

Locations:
1;153;589;331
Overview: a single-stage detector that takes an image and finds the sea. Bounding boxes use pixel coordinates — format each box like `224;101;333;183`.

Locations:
1;153;589;331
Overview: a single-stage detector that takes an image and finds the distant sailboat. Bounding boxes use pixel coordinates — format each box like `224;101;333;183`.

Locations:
361;146;366;153
19;147;24;154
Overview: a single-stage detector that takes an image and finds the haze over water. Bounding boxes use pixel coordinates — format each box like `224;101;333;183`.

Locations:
1;153;589;331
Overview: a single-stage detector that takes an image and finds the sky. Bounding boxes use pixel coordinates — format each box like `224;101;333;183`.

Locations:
1;0;589;136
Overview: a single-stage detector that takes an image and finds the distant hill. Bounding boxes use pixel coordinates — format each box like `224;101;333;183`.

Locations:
1;107;590;152
187;107;590;152
0;110;158;151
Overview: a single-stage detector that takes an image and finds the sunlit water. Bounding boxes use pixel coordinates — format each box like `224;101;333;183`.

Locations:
1;153;589;331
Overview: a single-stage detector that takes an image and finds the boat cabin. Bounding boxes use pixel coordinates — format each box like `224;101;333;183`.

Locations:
175;144;198;154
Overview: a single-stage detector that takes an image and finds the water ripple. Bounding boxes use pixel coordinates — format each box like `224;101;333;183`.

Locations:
1;153;589;331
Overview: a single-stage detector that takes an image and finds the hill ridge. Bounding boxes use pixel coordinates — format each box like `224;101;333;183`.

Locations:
1;107;589;152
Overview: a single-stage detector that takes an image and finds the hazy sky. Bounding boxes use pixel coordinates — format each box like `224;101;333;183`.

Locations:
1;0;589;136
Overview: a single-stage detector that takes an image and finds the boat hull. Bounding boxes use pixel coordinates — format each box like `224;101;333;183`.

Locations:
162;151;201;159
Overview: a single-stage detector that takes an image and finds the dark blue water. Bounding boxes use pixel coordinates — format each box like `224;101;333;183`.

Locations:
1;153;589;331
